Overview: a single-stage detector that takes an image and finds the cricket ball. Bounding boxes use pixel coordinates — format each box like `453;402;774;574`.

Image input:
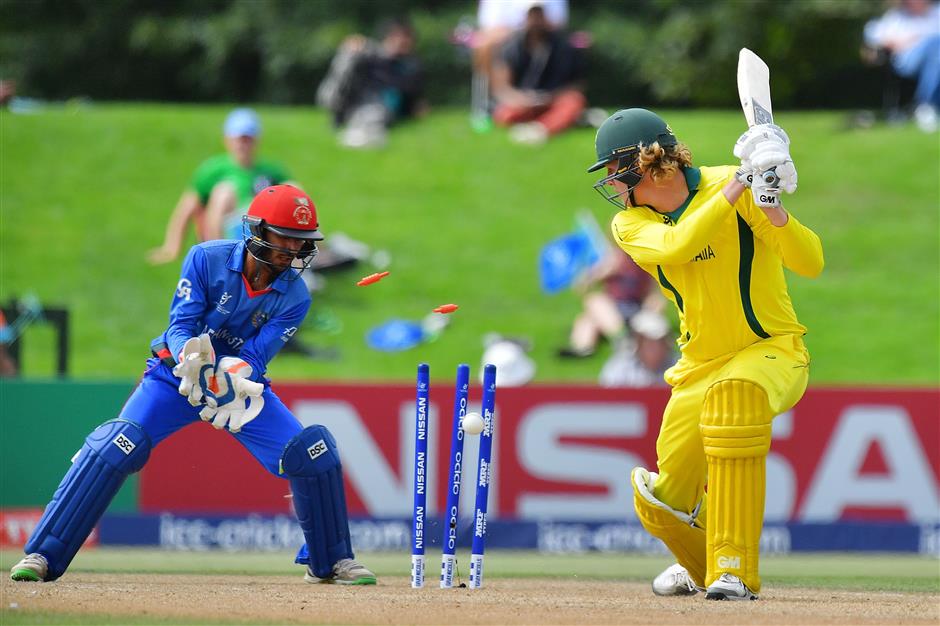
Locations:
462;412;485;436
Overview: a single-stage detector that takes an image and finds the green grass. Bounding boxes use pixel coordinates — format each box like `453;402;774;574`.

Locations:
1;104;938;384
2;549;937;593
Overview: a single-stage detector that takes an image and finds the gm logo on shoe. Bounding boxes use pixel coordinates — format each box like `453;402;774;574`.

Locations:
307;439;328;461
717;555;741;569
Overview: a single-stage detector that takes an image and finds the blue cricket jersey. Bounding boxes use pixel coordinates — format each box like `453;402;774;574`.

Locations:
151;240;311;381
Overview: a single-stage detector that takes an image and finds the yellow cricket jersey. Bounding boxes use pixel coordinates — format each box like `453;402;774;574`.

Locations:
611;166;824;383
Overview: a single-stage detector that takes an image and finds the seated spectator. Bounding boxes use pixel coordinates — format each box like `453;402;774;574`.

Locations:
476;0;568;52
598;310;676;388
864;0;940;132
557;249;662;359
148;108;291;264
147;109;364;359
491;3;587;144
469;0;569;125
148;109;365;277
316;18;426;149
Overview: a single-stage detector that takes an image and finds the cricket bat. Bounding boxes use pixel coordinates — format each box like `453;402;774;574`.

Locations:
737;48;779;186
737;47;774;127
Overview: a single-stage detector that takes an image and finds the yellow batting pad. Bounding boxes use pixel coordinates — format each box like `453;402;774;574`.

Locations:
632;467;706;588
700;379;771;592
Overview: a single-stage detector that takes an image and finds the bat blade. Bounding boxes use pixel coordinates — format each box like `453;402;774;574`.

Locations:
737;48;774;127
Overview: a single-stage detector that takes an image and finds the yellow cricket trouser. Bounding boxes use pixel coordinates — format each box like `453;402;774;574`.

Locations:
651;334;809;592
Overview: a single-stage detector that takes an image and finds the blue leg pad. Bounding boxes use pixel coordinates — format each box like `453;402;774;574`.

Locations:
281;425;353;578
26;419;151;580
294;542;309;565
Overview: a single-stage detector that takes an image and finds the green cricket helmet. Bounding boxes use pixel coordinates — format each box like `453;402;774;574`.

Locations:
588;108;678;208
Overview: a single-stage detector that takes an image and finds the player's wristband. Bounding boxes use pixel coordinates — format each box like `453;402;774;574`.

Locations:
152;342;177;368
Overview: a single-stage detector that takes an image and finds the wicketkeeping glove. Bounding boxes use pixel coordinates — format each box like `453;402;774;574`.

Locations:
198;357;265;433
172;334;216;406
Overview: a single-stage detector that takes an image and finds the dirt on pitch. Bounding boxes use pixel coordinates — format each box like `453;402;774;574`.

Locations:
3;574;938;625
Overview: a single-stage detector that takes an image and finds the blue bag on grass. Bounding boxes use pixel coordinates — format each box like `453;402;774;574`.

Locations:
366;319;425;351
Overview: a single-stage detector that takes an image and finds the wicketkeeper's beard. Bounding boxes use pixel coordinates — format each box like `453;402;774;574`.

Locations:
246;239;317;281
268;249;297;271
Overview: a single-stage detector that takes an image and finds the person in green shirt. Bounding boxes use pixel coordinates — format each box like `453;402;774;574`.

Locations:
148;108;291;264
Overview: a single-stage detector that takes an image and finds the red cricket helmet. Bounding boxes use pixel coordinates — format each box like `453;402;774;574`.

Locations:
246;184;323;240
243;185;323;277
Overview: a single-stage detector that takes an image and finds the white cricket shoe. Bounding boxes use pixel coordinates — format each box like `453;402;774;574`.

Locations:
652;563;700;596
304;558;376;585
10;553;48;582
704;573;758;600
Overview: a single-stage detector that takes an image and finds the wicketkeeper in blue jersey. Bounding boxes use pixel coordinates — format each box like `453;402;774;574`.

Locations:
10;184;376;585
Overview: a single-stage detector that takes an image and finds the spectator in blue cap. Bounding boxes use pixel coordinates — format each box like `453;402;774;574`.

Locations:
148;108;292;264
147;107;375;360
224;107;261;137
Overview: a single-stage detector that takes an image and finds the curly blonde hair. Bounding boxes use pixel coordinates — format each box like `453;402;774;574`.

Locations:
636;142;694;184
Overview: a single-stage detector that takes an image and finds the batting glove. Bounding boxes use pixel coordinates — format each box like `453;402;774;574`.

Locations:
734;168;754;187
172;334;216;407
734;123;797;194
751;151;798;193
733;123;790;167
750;169;783;209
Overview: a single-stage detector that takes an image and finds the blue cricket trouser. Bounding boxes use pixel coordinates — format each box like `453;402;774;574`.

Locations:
119;358;303;476
24;358;324;580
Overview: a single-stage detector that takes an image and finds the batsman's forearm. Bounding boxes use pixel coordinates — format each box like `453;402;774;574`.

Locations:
761;205;789;227
723;179;747;205
772;214;824;278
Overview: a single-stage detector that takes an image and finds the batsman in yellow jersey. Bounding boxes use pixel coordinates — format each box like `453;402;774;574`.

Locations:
587;109;823;600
